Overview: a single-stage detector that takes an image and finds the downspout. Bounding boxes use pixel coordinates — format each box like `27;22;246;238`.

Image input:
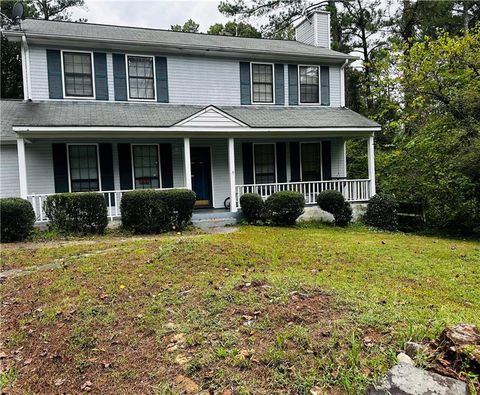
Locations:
340;58;348;107
21;34;32;101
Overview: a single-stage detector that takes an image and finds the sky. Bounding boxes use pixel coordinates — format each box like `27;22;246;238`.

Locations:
71;0;230;32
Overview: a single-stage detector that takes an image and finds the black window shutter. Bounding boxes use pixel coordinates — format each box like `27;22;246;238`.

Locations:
274;64;284;105
276;142;287;182
239;62;251;105
118;143;133;190
155;56;169;103
46;50;63;99
322;141;332;180
113;54;127;101
320;66;330;106
52;143;69;192
290;142;300;181
242;143;254;184
160;143;173;188
94;52;108;100
288;65;298;105
99;143;114;191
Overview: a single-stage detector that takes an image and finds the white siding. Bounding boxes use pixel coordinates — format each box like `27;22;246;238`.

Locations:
284;65;289;106
331;138;346;178
106;53;115;101
0;145;20;197
179;108;243;128
295;12;330;48
26;142;55;194
168;56;241;106
295;19;315;46
329;65;341;107
29;46;49;100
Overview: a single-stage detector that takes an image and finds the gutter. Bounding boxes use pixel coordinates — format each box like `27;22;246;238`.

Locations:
4;30;358;62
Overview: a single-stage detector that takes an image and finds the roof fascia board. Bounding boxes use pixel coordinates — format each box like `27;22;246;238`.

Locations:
13;126;380;134
15;33;355;62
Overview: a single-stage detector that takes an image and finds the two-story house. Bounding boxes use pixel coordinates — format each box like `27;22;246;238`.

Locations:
0;11;380;223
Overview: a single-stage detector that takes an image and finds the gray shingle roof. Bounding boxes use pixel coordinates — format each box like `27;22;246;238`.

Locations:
14;19;354;61
1;100;379;140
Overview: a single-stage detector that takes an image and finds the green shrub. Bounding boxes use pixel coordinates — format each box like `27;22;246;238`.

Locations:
0;198;36;242
45;193;108;235
317;190;353;227
265;191;304;226
240;193;265;223
363;194;399;231
121;189;196;234
157;189;196;230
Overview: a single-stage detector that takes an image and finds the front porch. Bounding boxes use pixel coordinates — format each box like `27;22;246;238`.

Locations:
18;134;376;224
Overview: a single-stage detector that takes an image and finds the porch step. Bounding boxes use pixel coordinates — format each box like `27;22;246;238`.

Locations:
192;210;241;229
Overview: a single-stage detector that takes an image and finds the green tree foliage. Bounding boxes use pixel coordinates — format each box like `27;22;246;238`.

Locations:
1;0;86;98
171;19;200;33
379;29;480;232
207;21;261;38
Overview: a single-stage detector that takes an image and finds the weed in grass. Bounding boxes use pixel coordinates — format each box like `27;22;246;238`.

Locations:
0;367;17;389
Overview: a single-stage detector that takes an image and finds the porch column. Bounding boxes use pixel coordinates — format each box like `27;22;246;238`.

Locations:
183;137;192;190
367;134;376;197
228;138;237;213
17;138;28;199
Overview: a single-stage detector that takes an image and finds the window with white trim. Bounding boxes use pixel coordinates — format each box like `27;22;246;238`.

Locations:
127;56;155;100
254;144;276;183
299;66;319;104
301;143;321;181
251;63;274;103
68;145;99;192
132;145;160;189
63;52;94;97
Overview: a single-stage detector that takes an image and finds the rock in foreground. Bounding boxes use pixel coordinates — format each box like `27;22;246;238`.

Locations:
368;362;468;395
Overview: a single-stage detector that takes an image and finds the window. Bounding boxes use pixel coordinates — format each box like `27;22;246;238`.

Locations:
254;144;276;184
132;145;160;189
68;145;99;192
301;143;322;181
63;52;94;97
127;56;155;100
299;66;319;104
251;63;274;103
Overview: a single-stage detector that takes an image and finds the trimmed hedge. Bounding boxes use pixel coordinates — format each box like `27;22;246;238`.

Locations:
317;190;352;227
121;189;196;234
265;191;305;226
363;194;399;231
0;198;36;242
240;193;264;224
45;193;108;234
157;189;196;230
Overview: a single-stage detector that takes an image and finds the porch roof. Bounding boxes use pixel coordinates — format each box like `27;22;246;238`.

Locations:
1;100;380;141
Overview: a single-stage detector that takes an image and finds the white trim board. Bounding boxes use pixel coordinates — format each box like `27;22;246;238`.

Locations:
175;105;247;128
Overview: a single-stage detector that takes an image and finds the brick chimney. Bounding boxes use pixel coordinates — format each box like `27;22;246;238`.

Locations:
295;10;331;49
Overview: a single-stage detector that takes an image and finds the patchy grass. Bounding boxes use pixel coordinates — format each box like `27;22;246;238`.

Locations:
1;224;479;394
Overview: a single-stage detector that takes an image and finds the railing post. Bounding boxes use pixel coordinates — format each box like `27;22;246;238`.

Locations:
228;138;237;213
367;134;376;197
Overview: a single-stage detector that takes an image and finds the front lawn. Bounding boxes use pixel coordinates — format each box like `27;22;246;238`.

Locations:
1;225;479;394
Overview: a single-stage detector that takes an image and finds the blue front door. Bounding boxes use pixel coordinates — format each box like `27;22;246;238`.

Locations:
191;147;212;207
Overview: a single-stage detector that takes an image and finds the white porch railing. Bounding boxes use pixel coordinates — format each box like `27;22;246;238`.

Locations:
27;188;183;223
235;179;371;207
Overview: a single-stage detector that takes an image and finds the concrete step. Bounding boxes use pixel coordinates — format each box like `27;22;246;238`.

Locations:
192;210;240;229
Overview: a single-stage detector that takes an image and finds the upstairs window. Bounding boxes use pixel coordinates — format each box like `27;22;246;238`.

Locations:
68;145;99;192
127;56;155;100
251;63;274;103
63;51;94;98
132;145;160;189
299;66;319;104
